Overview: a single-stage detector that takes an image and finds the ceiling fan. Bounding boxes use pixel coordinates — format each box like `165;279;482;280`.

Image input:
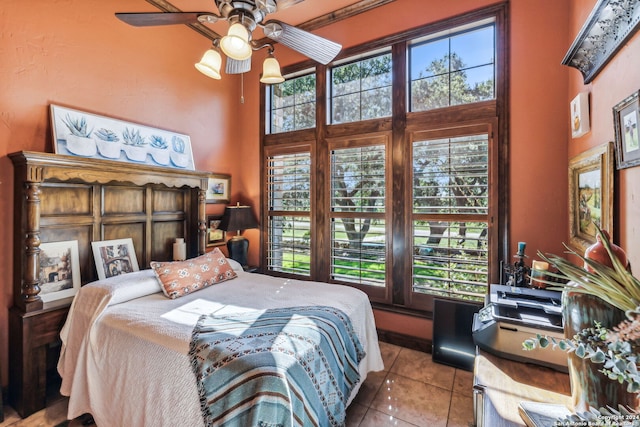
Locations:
115;0;342;81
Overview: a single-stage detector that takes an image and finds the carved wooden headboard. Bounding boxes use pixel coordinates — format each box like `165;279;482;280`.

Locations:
9;151;211;417
10;151;210;313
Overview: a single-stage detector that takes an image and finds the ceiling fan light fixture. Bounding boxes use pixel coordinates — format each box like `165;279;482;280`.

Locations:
260;54;284;84
195;48;222;80
220;23;252;60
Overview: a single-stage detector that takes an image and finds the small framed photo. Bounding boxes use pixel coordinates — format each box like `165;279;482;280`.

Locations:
613;91;640;169
39;240;81;302
207;215;226;247
91;238;140;280
568;142;614;253
570;92;590;138
206;174;231;204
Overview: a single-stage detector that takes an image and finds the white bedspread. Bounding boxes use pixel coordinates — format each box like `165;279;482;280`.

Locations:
58;267;384;427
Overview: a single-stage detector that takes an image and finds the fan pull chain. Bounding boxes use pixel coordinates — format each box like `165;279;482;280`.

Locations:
240;73;245;104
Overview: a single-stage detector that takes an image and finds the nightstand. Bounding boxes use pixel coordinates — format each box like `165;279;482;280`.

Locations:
243;266;259;273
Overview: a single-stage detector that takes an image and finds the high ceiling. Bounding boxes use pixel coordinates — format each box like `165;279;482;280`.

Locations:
138;0;394;42
166;0;366;26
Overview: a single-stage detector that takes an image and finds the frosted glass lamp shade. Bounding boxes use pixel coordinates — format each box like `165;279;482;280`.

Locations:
260;56;285;84
195;49;222;80
220;23;252;60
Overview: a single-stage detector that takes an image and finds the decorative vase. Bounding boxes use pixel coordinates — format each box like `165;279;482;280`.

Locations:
583;229;628;272
564;235;637;412
563;291;638;412
173;238;186;261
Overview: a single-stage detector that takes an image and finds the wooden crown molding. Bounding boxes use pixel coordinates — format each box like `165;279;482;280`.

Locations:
145;0;396;43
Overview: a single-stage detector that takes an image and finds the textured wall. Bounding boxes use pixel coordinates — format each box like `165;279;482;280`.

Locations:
0;0;241;388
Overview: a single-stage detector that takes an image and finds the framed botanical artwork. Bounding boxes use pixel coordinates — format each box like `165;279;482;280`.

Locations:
206;174;231;204
568;142;614;253
39;240;81;302
613;91;640;169
50;104;195;170
206;215;226;247
91;238;140;280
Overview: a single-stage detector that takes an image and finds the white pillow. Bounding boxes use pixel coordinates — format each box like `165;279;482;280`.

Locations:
82;269;162;306
226;258;244;272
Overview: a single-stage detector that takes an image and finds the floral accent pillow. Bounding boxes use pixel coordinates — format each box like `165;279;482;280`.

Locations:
150;248;237;299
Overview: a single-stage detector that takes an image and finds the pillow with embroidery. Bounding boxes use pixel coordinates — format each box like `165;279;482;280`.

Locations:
150;248;237;299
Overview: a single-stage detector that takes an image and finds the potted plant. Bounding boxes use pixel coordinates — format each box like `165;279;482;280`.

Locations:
148;135;170;165
122;127;148;162
94;128;122;159
62;114;96;156
170;136;190;168
523;227;640;412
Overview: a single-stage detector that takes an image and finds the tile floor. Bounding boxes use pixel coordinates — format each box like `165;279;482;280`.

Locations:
0;342;474;427
346;342;474;427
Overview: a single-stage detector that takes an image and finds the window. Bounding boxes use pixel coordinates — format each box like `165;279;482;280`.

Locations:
330;140;387;286
262;5;506;311
409;23;495;112
267;73;316;134
412;132;490;301
330;52;392;124
266;150;312;275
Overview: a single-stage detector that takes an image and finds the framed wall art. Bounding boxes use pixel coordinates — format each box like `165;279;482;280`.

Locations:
206;215;226;247
613;90;640;170
39;240;81;302
91;238;140;280
206;174;231;204
568;142;614;253
50;104;195;170
570;92;590;139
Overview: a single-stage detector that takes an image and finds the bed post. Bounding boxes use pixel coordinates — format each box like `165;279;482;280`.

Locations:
13;158;44;311
198;178;207;256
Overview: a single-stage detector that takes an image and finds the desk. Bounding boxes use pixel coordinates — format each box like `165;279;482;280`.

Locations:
473;350;571;426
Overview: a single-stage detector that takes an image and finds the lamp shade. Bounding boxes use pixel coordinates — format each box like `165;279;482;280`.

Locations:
260;56;285;84
195;49;222;80
218;204;258;233
220;23;252;60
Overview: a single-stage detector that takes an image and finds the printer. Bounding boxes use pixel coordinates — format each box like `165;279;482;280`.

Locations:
472;284;568;372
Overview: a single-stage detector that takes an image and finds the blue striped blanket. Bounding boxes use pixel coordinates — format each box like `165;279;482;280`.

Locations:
189;306;366;427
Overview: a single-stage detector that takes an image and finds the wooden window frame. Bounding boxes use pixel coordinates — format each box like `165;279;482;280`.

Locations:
260;3;509;316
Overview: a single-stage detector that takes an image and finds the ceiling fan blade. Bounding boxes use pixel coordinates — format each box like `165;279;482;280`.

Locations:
263;20;341;65
115;12;220;27
275;0;306;11
226;57;252;74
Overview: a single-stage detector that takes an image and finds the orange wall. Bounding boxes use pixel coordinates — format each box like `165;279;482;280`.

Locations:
0;0;245;388
567;0;640;268
4;0;625;388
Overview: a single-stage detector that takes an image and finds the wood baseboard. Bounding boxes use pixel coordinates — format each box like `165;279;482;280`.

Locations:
377;329;432;353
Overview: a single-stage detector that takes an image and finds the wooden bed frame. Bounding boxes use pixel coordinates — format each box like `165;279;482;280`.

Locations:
9;151;210;417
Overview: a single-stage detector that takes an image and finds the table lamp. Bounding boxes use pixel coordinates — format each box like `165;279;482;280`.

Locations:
218;202;259;268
